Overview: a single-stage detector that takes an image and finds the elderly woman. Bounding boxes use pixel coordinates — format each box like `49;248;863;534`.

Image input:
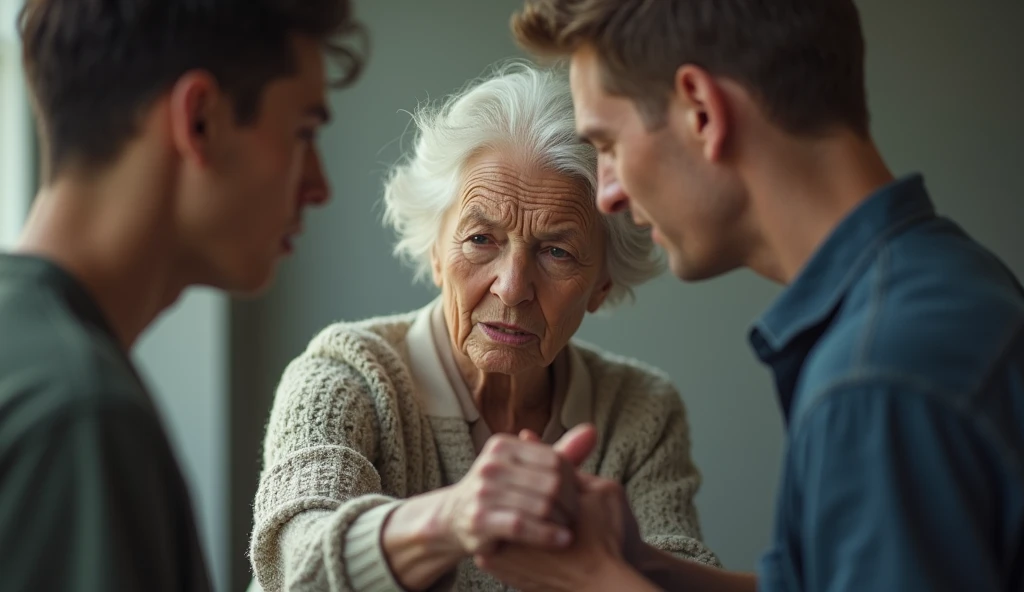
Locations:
249;62;718;592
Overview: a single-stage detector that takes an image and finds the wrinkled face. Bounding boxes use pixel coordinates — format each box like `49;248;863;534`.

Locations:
180;35;331;293
431;151;612;375
570;45;747;281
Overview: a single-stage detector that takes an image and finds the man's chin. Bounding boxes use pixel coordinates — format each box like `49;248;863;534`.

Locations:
216;261;279;297
668;253;729;283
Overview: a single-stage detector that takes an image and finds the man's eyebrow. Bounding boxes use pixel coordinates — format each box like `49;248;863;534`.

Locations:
577;127;608;146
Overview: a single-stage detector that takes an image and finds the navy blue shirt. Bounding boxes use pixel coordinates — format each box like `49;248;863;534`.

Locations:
752;176;1024;591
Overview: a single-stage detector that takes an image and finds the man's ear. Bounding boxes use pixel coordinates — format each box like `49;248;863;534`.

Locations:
168;71;221;167
669;64;731;163
586;275;613;313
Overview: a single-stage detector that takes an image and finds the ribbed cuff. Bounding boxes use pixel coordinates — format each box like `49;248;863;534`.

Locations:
344;501;406;592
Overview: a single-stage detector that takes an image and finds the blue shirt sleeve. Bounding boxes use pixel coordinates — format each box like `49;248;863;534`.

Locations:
763;384;1007;592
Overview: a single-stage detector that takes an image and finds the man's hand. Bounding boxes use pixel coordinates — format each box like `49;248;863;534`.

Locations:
521;427;648;567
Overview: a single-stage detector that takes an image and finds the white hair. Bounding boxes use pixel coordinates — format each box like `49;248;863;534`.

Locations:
382;61;664;309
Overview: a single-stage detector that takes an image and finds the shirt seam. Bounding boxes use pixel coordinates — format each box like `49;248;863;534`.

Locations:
853;243;890;368
790;373;1024;490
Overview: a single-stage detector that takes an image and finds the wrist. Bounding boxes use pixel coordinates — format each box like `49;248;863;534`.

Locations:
628;540;659;572
579;555;654;592
380;490;465;592
423;486;464;556
388;487;463;560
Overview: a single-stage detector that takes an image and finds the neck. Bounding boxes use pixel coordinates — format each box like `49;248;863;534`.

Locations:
15;162;187;350
742;128;894;283
455;351;555;435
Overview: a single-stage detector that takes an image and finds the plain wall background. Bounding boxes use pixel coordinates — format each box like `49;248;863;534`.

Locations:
136;289;230;592
199;0;1020;589
0;0;32;247
5;0;1016;591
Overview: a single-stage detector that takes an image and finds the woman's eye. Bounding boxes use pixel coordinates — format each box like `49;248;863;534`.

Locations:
469;235;490;245
548;247;571;259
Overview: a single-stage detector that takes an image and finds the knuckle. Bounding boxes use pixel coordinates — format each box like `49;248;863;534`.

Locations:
537;497;553;519
487;435;511;455
543;473;562;497
508;515;525;537
470;506;489;531
479;459;503;479
476;481;495;501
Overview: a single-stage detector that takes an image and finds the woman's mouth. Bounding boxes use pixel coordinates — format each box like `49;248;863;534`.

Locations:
479;323;535;345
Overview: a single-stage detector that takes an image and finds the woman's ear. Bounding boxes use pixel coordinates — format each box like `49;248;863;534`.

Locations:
586;277;613;313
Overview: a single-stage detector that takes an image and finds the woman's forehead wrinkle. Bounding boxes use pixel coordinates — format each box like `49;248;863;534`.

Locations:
458;163;597;241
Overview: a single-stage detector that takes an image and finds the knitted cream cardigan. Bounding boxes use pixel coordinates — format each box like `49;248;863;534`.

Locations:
250;308;719;591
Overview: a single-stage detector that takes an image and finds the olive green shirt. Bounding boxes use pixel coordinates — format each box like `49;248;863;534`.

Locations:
0;254;212;591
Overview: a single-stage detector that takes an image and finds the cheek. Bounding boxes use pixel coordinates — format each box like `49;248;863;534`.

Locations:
616;147;658;205
441;250;490;340
243;129;305;190
537;271;594;341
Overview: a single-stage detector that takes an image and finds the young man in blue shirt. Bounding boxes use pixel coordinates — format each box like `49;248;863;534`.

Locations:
479;1;1024;590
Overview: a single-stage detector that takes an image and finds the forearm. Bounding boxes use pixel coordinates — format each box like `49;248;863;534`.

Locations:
381;487;463;591
637;544;757;592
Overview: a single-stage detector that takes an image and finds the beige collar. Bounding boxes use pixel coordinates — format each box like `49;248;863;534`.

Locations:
405;298;592;432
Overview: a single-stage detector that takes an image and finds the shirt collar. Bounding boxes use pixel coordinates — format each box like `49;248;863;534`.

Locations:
405;298;592;429
0;254;120;344
750;174;936;361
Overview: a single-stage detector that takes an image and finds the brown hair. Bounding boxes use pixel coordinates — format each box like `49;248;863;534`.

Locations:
512;0;869;135
19;0;368;179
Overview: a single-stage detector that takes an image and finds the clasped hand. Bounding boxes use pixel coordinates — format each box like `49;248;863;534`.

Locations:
436;424;597;554
435;424;641;591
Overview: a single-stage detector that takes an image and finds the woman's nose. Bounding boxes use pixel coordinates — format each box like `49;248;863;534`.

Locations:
490;248;535;308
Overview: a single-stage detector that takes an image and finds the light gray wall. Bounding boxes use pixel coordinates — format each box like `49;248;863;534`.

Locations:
230;0;1024;589
137;288;230;592
0;2;33;248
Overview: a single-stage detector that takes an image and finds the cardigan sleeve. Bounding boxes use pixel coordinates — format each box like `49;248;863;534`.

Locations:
249;329;417;592
619;379;722;568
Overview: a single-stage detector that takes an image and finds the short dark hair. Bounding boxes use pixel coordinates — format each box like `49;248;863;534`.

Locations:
512;0;869;136
19;0;367;179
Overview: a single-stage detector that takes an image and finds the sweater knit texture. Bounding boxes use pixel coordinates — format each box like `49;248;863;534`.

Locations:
250;309;719;591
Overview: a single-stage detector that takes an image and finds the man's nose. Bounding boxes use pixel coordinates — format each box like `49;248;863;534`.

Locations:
300;148;330;206
596;157;628;214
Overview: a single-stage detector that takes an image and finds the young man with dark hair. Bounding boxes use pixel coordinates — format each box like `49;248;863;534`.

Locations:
0;1;365;589
475;1;1024;590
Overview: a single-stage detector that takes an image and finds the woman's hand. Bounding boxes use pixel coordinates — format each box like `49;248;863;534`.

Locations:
379;424;597;591
474;476;640;592
438;424;597;554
